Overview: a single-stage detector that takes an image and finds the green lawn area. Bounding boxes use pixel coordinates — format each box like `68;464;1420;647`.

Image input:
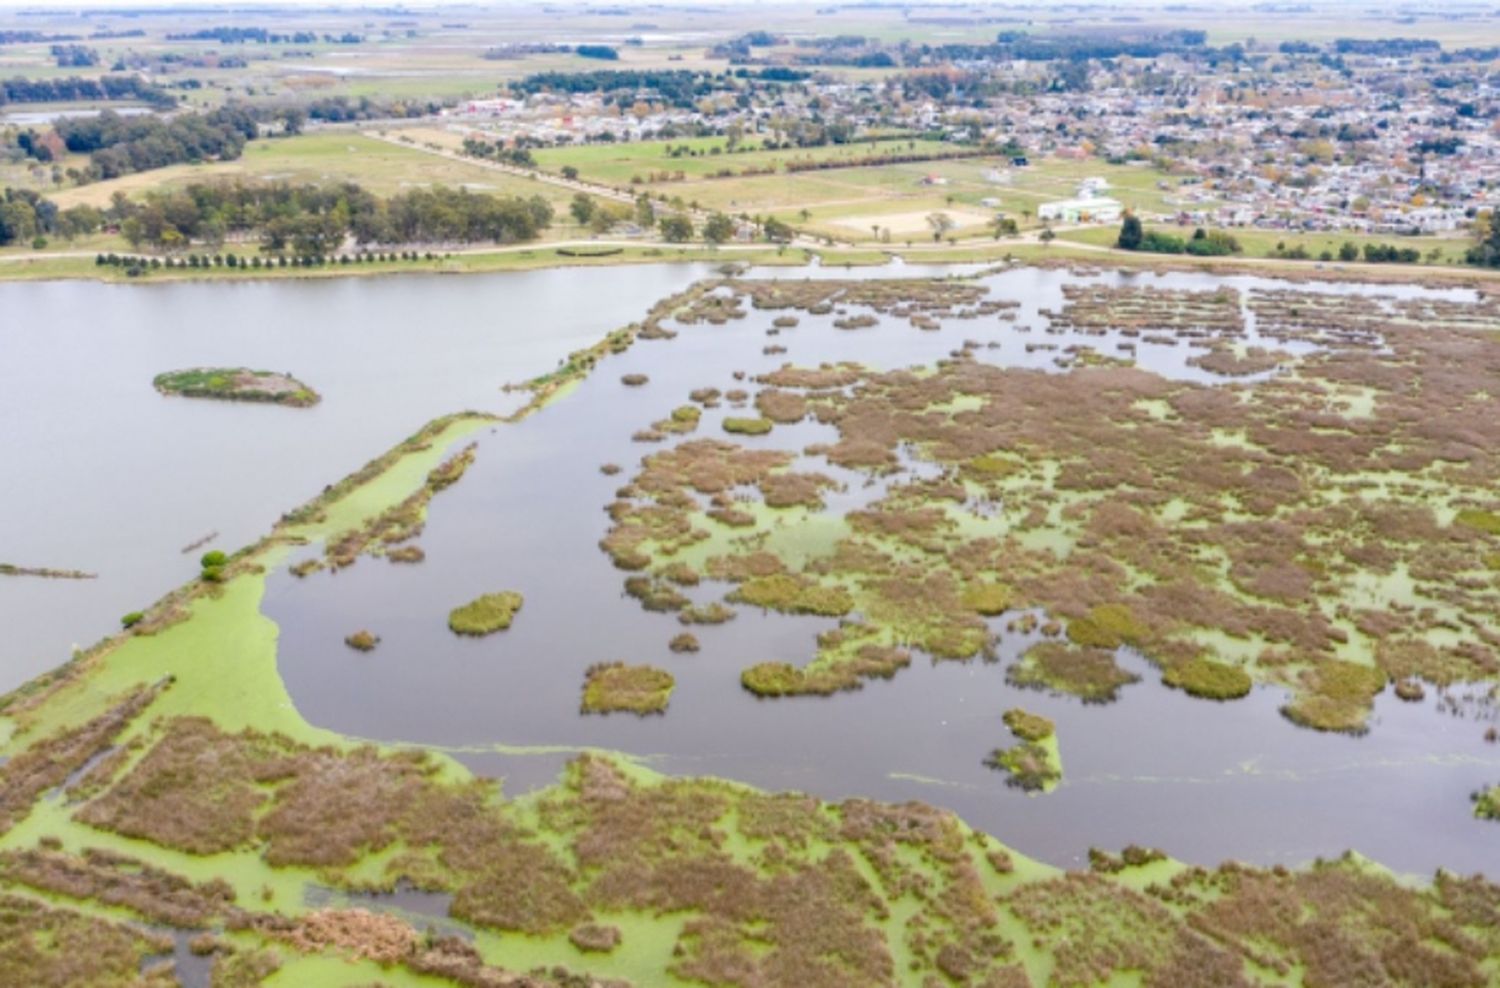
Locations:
1058;223;1475;265
533;136;952;185
46;132;579;209
529;144;1190;245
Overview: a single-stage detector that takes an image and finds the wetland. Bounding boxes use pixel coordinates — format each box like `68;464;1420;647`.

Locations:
4;260;1500;986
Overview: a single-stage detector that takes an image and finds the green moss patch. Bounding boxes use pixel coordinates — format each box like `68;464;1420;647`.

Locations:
722;416;774;436
1002;708;1055;743
1162;657;1252;700
447;591;524;636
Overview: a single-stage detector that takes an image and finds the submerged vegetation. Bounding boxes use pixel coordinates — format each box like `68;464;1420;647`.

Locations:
447;591;524;636
153;367;320;407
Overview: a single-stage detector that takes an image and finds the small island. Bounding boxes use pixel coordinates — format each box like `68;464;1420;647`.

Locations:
153;368;321;408
581;662;674;715
448;591;524;636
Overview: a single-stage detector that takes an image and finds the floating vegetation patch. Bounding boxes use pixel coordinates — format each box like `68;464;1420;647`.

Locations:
153;366;320;407
447;591;524;636
1010;643;1140;704
1474;785;1500;821
344;630;379;652
580;662;674;715
723;416;774;436
1162;656;1252;700
987;708;1061;792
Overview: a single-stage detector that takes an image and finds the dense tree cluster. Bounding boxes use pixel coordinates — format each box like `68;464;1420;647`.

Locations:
0;187;102;246
574;45;619;61
511;69;723;109
0;75;175;108
55;107;258;179
1117;216;1242;256
49;44;99;68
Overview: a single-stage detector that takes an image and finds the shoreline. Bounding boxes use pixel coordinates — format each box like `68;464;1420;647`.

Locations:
3;237;1498;289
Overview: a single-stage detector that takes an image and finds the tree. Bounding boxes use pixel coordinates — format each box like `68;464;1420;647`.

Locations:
1117;213;1143;250
1465;209;1500;268
926;211;955;242
989;215;1018;239
634;195;656;230
569;193;595;225
703;212;735;245
1338;241;1360;262
762;217;794;243
659;214;694;243
561;165;579;180
1039;227;1056;243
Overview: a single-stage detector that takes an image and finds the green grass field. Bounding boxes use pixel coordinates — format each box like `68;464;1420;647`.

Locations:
1058;222;1474;266
533;136;950;185
45;132;578;212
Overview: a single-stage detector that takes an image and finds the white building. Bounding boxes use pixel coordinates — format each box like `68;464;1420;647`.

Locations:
1038;197;1124;224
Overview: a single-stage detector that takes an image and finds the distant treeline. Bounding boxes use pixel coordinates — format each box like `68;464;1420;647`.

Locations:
111;181;555;253
512;69;718;108
510;67;811;109
1333;38;1440;56
986;29;1210;61
165;27;361;44
784;146;987;172
0;74;175;108
302;95;443;122
55;107;258;179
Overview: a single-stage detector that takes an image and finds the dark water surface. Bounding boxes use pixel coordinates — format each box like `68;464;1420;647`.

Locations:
0;265;713;686
255;265;1499;876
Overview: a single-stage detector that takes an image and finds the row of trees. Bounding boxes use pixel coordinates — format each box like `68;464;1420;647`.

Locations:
108;181;554;253
96;249;441;276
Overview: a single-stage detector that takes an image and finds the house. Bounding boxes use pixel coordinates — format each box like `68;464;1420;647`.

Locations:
1038;197;1124;224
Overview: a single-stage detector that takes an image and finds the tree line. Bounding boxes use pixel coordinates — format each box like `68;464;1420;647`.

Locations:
0;74;175;108
111;180;554;253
